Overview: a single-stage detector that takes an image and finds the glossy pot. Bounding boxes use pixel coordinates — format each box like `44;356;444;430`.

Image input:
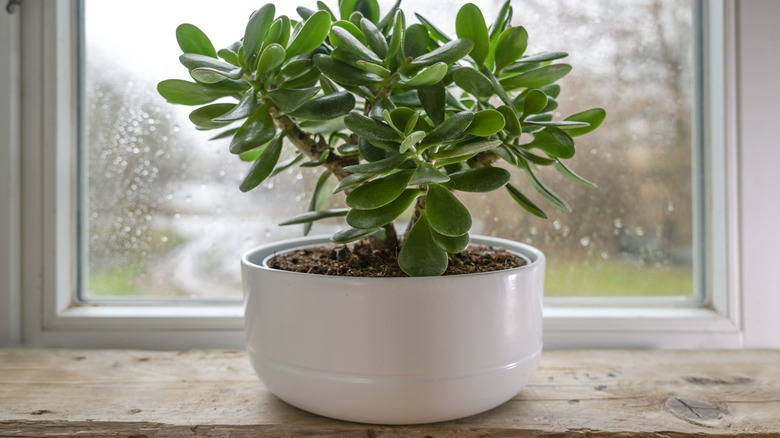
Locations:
242;235;544;424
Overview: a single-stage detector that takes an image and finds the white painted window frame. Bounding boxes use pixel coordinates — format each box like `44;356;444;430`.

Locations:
2;0;779;349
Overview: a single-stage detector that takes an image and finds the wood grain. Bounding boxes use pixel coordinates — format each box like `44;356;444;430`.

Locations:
1;349;778;437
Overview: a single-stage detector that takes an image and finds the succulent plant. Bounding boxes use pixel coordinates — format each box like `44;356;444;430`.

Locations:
158;0;605;276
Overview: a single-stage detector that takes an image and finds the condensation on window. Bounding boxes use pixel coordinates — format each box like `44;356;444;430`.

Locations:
82;0;694;300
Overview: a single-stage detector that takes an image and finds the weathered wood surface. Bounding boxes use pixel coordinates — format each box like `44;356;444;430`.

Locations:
1;349;779;437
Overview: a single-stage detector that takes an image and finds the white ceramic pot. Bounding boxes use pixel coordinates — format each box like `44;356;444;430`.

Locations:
242;235;545;425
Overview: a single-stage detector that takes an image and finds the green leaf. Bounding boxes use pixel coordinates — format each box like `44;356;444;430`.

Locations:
410;161;450;185
430;138;503;159
176;24;217;58
296;6;315;20
488;0;512;42
398;211;448;276
255;43;286;76
346;169;414;209
189;103;234;129
313;54;384;86
414;13;452;43
346;189;422;229
399;131;426;153
410;38;474;67
243;4;276;67
419;111;474;148
523;89;548;117
333;172;373;193
180;53;240;76
278;67;321;89
280;208;350;225
518;51;568;63
340;0;380;23
500;64;573;90
403;24;430;60
218;48;239;66
562;108;606;137
267;87;321;113
239;134;284;192
444;166;511;192
271;154;304;174
317;1;336;19
401;62;448;87
190;66;243;84
344;153;410;174
432;153;476;167
290;92;356;121
300;149;330;167
506;183;547;219
465;109;505;136
527;126;575;159
210;127;239;141
431;229;470;254
263;17;284;47
157;79;248;105
418;83;445;125
523;120;587;128
359;18;388;59
426;183;471;237
513;145;557;166
277;59;314;83
519;159;571;213
344;112;401;141
304;170;333;235
554;160;597;188
286;11;332;58
496;105;521;136
453;66;494;101
239;144;268;163
229;103;276;154
331;26;382;64
214;88;257;122
494;26;528;72
385;10;405;62
331;227;380;244
456;3;489;66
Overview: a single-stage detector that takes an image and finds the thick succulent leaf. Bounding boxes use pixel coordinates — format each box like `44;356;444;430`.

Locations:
465;109;505;136
300;149;330;167
346;169;414;209
519;159;572;213
189;103;234;129
290;92;356;121
157;79;248;105
239;134;283;192
399;131;426;153
518;51;568;63
340;0;380;23
494;26;528;72
522;89;548;117
495;143;518;166
180;53;238;73
176;23;217;58
278;65;321;89
432;153;477;167
414;13;451;44
554;160;597;188
410;161;450;185
444;166;511;192
255;43;286;76
270;154;305;177
213;89;257;122
496;105;521;136
190;66;243;84
267;87;320;113
430;138;503;159
500;64;573;90
344;112;401;141
426;183;471;237
523;120;588;128
410;39;474;67
417;83;446;125
262;17;284;47
243;4;276;67
419;111;474;148
526;126;575;159
313;54;384;86
355;61;390;78
346;189;422;229
403;24;430;60
332;26;382;64
401;62;448;87
332;172;374;193
488;0;512;41
218;48;239;66
562;108;607;137
377;0;401;30
229;103;276;154
360;18;388;59
431;228;470;254
238;144;268;163
286;11;332;58
513;146;557;166
453;66;494;101
359;137;396;161
331;227;380;244
303;170;332;235
506;183;548;219
385;10;405;61
398;211;448;276
210;127;239;141
277;59;314;83
456;3;489;66
296;6;315;20
279;208;350;225
343;153;410;174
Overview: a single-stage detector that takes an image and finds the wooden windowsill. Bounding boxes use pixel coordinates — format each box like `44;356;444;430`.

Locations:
1;349;778;437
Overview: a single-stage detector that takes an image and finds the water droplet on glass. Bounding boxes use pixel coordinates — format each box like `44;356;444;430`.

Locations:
668;200;674;212
553;220;562;230
636;227;644;236
601;251;609;259
580;236;591;247
614;218;623;229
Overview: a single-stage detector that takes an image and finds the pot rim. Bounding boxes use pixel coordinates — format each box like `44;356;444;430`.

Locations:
241;234;545;281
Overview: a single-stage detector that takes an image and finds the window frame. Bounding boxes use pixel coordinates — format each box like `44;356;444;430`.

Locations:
3;0;778;349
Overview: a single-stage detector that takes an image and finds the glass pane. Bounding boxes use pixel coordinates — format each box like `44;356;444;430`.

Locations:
82;0;694;300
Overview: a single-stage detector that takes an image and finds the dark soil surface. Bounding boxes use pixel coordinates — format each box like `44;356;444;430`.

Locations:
268;241;526;277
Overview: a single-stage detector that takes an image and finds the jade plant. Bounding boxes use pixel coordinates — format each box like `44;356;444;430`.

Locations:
158;0;605;276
